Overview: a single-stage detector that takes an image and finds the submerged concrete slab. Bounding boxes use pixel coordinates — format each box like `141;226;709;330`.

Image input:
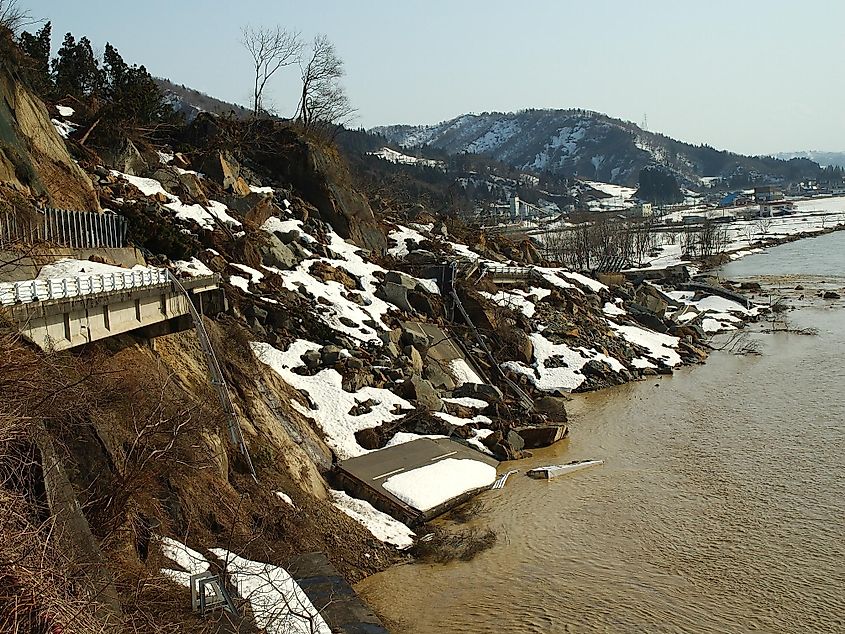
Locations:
336;438;498;526
288;552;389;634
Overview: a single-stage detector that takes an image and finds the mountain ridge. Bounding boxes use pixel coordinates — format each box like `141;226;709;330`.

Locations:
373;109;826;188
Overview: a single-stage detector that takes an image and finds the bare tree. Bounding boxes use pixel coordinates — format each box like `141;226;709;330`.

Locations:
0;0;32;33
241;24;302;117
296;34;355;132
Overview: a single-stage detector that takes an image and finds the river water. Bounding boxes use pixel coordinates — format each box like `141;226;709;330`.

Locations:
357;231;845;634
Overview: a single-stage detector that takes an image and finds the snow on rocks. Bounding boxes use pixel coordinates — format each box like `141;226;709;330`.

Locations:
260;219;405;341
172;257;213;277
442;396;488;409
479;287;550;318
387;224;428;257
111;170;176;199
502;332;624;392
610;323;682;367
382;457;497;512
210;548;331;634
252;340;413;460
275;491;296;507
330;490;415;549
165;199;242;230
56;105;75;117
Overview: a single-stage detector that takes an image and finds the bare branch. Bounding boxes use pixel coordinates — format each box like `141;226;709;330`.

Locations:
241;24;302;117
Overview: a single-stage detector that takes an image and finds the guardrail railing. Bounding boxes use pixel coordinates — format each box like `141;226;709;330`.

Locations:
0;267;169;306
0;208;128;249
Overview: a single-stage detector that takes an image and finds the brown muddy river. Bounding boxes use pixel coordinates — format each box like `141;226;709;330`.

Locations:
357;232;845;633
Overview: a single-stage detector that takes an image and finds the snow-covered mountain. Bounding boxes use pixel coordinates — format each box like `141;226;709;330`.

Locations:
374;109;824;187
773;151;845;169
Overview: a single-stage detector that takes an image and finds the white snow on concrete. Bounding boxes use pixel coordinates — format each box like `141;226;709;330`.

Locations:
252;340;413;459
37;258;146;279
449;359;484;385
210;549;331;634
382;458;497;512
330;490;415;549
443;397;488;409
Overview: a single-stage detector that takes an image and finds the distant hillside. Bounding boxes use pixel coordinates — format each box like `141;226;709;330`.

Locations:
773;151;845;169
154;78;251;121
374;109;825;188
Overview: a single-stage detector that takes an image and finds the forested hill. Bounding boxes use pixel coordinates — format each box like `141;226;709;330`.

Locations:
374;109;827;187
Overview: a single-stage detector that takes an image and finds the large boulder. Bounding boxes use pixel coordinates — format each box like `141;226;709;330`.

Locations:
397;374;443;412
260;234;298;269
102;138;149;176
376;281;414;313
532;396;569;421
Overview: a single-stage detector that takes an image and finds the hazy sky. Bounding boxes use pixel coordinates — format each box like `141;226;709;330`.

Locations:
31;0;844;155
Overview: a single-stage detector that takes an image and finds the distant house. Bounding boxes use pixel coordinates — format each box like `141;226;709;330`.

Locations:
719;192;749;207
635;202;654;217
753;185;784;203
757;200;796;217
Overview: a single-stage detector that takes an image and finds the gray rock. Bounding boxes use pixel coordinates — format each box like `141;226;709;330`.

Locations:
398;374;443;412
424;363;457;391
376;282;414;313
507;430;525;452
260;234;298;269
533;396;569;421
320;345;342;365
347;357;365;370
384;270;418;290
405;345;424;373
399;327;429;351
301;349;321;369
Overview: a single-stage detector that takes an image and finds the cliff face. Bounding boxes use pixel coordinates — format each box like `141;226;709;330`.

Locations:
0;60;99;211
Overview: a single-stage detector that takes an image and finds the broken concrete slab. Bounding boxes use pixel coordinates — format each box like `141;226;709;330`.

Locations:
335;438;498;525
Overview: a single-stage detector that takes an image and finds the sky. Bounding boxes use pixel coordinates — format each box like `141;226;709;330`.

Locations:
29;0;845;155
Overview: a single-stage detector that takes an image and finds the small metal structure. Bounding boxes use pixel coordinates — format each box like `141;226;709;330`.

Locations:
492;469;519;489
190;572;237;616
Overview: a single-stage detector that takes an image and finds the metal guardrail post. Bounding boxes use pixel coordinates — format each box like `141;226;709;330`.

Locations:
166;271;257;480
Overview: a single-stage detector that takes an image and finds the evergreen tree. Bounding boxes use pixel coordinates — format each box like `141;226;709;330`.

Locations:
17;21;52;96
52;33;101;98
100;42;170;127
637;166;683;204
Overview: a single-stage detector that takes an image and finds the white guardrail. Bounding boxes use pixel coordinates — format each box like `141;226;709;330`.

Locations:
0;268;170;307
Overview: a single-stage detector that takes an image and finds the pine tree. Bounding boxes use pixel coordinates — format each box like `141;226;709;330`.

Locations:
52;33;101;98
100;42;170;127
17;21;52;96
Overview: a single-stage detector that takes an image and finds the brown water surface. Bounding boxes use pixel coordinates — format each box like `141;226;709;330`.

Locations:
357;232;845;634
